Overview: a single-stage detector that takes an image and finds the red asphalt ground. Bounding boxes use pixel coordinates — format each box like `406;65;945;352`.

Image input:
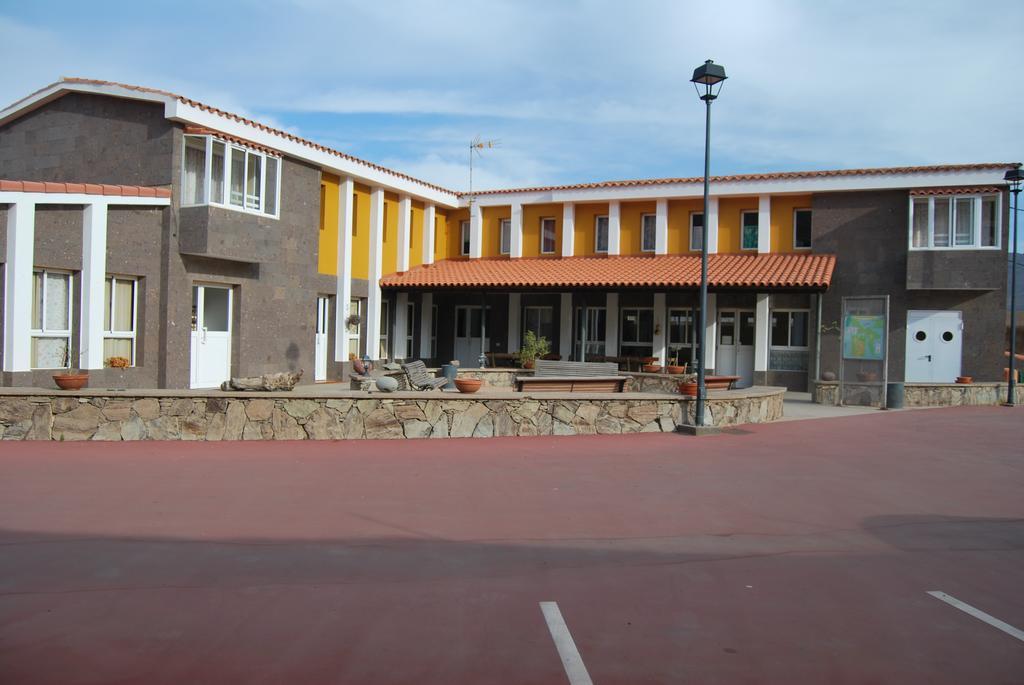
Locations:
0;406;1022;685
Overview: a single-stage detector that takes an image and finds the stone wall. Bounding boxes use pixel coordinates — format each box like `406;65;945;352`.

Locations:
0;387;784;441
812;381;1024;407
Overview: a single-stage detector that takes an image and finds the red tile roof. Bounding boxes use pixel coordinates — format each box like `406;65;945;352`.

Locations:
909;186;1001;196
381;253;836;290
0;179;170;198
183;125;281;157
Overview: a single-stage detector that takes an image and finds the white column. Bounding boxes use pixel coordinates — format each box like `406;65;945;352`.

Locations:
510;202;523;258
604;292;619;358
80;203;108;370
394;291;409;359
422;204;435;265
366;187;385;359
559;292;573;360
754;293;770;375
419;292;433;359
335;177;354;360
757;195;771;254
3;200;35;372
704;293;717;371
469;202;483;259
608;201;621;255
561;203;575;257
653;292;667;365
397;195;411;272
507;293;521;353
707;197;720;254
655;199;668;255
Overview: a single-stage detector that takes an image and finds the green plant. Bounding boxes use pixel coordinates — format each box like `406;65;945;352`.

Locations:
517;330;551;367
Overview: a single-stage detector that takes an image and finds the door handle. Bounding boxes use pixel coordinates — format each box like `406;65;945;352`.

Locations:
925;354;932;361
202;326;208;343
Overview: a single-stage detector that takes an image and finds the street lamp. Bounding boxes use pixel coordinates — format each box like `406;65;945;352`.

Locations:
691;59;726;427
1005;165;1022;406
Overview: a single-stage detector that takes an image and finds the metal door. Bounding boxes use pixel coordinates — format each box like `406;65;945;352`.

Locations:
906;310;962;382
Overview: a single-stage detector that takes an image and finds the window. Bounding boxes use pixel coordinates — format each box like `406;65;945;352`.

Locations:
641;214;657;252
667;307;694;364
181;134;281;218
595;215;609;253
770;310;810;348
620;308;654;357
500;219;512;255
909;193;1000;249
346;298;362;359
31;270;73;369
522;306;554;344
104;276;137;365
403;302;415;360
541;218;556;254
741;211;758;250
430;304;438;357
378;300;390;360
460;220;471;256
794;209;812;249
689;212;704;251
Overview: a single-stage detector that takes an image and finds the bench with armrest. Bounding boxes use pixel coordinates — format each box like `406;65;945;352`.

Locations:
400;360;448;391
515;359;627;393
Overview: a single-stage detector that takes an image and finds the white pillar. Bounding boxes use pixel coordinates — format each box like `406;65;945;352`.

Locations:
3;200;35;372
608;201;621;255
754;293;770;374
422;204;435;265
394;291;409;359
653;292;667;365
366;187;385;359
655;199;668;255
559;292;573;361
507;293;521;353
704;293;717;371
80;203;108;370
469;202;483;259
397;195;411;273
510;202;523;258
419;292;433;359
604;292;619;357
707;197;720;254
757;195;771;254
335;177;354;360
561;203;575;257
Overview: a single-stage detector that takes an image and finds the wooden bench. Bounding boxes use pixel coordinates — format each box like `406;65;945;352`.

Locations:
516;359;627;393
400;360;448;391
705;375;741;390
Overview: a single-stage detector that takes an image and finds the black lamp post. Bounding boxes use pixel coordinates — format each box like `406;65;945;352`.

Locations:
1005;165;1022;406
690;59;726;427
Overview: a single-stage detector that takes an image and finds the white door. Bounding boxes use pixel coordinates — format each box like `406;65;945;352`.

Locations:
906;310;962;382
717;309;755;388
574;307;606;361
314;296;330;381
454;306;489;367
190;285;232;389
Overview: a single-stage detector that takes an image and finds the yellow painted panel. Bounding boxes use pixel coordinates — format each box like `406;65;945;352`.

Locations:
619;201;656;255
573;203;607;257
381;195;400;276
318;173;340;275
445;208;470;259
769;194;813;253
716;197;757;254
351;184;371;280
481;206;512;258
409;201;424;269
433;210;450;262
522;203;561;258
668;198;704;254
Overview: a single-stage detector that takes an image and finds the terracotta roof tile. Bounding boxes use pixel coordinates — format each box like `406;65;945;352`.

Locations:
183;125;281;157
909;185;1001;196
0;179;171;198
381;253;836;290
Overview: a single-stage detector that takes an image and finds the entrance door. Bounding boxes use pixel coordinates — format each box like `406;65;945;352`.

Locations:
454;306;488;367
574;307;606;361
314;296;330;381
190;285;232;389
717;309;755;388
906;310;962;382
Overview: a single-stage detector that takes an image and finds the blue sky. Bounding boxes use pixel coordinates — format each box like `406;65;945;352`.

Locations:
1;0;1022;202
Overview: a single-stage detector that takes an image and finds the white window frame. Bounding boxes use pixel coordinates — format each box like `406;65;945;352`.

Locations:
689;212;704;251
740;210;759;251
540;217;557;254
180;134;281;220
103;275;138;366
769;309;810;350
499;218;512;255
347;298;362;359
640;213;657;252
522;305;554;343
595;215;609;253
379;300;390;360
460;220;471;256
667;307;695;361
793;209;813;250
907;194;1001;251
30;268;74;370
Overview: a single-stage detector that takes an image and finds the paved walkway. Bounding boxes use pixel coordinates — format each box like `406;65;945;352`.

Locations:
781;390;883;421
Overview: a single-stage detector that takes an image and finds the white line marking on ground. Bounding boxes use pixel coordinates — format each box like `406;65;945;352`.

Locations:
540;601;594;685
927;591;1024;643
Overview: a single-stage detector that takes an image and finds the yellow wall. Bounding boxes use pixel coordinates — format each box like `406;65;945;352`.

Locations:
318;173;339;275
619;201;656;255
716;197;758;254
521;203;561;257
409;201;424;269
572;203;607;257
667;198;704;254
481;206;512;258
351;183;371;280
770;194;813;253
444;208;470;259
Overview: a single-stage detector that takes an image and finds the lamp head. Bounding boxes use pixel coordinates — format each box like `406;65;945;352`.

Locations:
1005;165;1024;192
691;59;727;101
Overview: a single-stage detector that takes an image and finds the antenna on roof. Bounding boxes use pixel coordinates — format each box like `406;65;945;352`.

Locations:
468;136;500;208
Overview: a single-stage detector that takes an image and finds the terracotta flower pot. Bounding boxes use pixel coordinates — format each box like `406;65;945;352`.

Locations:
53;372;89;391
454;378;483;394
679;381;698;397
664;365;687;375
522;359;535;369
955;376;973;384
642;364;662;373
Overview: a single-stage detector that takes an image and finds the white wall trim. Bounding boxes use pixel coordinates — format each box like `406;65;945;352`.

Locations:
0;192;168;206
335;177;354;361
366;187;385;359
394;292;409;359
559;293;573;361
3;200;35;372
561;203;575;257
653;292;666;364
754;293;770;373
396;195;411;273
607;201;621;256
707;197;720;254
757;195;771;254
655;199;668;255
704;293;717;372
422;204;435;266
469;202;483;259
80;203;108;370
510;201;523;258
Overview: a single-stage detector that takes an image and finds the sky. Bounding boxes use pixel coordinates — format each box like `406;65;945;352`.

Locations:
0;0;1022;204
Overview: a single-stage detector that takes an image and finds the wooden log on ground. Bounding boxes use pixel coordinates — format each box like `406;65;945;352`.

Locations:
220;370;303;391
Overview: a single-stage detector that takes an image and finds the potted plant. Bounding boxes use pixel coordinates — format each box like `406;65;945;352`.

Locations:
53;346;89;390
517;330;551;369
642;362;662;373
664;348;687;375
678;373;698;397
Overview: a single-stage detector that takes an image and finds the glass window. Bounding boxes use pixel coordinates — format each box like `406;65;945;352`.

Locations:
794;209;812;249
738;312;755;346
183;136;206;205
933;198;951;247
910;194;998;250
641;214;657;252
911;199;929;248
981;196;998;247
245;151;262;211
211;141;225;204
689;213;704;251
595;215;609;253
770;310;810;348
667;308;694;364
379;300;390;360
621;308;654;344
541;218;556;254
954;197;974;246
523;306;554;343
460;220;471;256
741;211;758;250
31;270;73;369
103;276;137;365
500;219;511;255
182;135;280;216
347;298;362;359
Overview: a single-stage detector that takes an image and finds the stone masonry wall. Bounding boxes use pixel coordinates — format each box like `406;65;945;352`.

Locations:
812;381;1023;407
